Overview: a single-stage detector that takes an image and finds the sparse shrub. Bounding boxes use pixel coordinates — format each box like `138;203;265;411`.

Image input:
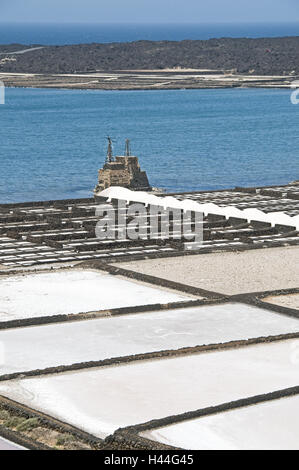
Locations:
16;417;39;432
4;416;25;428
56;433;76;446
0;409;10;420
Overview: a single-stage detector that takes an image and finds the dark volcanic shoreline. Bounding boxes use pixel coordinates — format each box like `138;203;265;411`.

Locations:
0;71;294;91
0;37;298;90
1;36;299;75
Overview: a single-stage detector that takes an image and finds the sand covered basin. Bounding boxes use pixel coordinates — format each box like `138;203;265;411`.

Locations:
263;293;299;311
115;246;299;295
1;303;299;375
141;394;299;450
0;269;192;321
1;339;299;438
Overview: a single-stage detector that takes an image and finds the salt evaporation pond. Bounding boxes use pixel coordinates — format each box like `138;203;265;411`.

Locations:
0;269;192;321
141;394;299;450
1;303;299;375
263;293;299;311
0;436;26;450
1;339;299;438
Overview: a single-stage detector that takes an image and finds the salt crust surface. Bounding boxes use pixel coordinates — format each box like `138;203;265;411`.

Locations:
1;339;298;438
1;303;299;374
0;269;191;321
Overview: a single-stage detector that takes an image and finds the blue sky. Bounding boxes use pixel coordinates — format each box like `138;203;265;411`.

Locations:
1;0;299;23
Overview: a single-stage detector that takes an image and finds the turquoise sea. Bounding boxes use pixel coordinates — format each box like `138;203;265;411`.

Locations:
0;87;299;203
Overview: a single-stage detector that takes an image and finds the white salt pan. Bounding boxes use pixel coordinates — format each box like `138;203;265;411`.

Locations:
0;436;25;450
0;269;191;321
1;303;299;375
1;339;299;438
141;394;299;450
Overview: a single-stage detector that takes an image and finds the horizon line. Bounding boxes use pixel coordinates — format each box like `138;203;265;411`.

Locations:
1;20;299;25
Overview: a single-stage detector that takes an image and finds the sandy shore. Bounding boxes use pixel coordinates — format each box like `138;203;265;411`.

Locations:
114;246;299;295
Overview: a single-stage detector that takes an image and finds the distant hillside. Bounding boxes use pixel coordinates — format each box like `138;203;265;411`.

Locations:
0;37;299;75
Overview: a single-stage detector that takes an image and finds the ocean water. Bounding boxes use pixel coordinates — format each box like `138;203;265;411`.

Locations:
0;22;298;45
0;87;299;203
